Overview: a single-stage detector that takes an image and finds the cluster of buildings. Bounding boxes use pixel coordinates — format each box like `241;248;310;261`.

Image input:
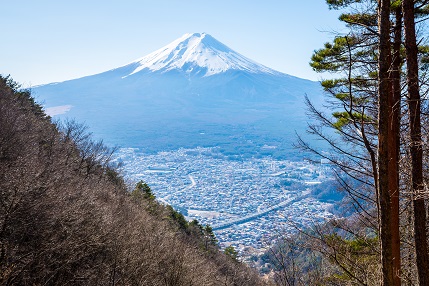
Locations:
117;147;335;259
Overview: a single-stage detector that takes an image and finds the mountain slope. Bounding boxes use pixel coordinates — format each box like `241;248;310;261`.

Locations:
0;75;267;285
34;33;323;157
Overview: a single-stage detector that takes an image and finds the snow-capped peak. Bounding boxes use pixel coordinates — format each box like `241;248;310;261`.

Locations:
125;33;280;77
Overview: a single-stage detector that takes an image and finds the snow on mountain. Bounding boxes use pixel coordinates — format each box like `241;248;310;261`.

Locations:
123;33;281;77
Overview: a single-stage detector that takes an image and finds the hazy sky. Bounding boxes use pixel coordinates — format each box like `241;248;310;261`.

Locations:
1;1;344;86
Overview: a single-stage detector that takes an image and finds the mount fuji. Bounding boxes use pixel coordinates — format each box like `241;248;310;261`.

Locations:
33;33;323;158
124;32;280;76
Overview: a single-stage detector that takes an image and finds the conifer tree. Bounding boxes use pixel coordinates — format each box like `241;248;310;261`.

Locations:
377;0;395;284
402;0;429;284
308;1;404;284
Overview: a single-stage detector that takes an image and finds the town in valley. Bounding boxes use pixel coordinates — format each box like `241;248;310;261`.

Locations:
117;146;338;260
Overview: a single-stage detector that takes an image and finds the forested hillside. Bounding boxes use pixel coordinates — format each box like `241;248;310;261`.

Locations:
0;75;267;285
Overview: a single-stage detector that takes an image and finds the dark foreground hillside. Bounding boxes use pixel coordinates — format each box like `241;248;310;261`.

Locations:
0;76;268;285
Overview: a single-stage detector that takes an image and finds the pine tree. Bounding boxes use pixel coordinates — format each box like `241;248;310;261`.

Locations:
402;0;429;284
308;1;405;284
377;0;396;284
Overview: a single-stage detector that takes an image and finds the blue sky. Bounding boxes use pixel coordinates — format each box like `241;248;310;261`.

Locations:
1;1;344;86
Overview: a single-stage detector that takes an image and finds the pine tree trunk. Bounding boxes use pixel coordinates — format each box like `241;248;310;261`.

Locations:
378;0;395;285
402;0;429;285
389;6;402;286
